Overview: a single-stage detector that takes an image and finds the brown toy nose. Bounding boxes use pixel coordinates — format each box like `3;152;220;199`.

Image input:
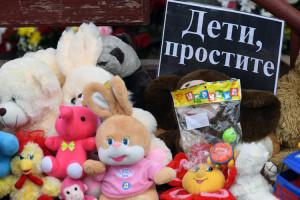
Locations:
0;108;6;116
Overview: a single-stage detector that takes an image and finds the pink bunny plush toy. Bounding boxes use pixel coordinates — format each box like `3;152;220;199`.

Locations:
41;105;99;179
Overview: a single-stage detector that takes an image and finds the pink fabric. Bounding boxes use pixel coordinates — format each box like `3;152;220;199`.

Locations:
44;106;98;179
146;148;167;163
95;158;164;198
45;138;96;178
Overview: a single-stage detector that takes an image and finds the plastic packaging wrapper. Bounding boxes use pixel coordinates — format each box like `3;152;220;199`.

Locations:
171;79;242;169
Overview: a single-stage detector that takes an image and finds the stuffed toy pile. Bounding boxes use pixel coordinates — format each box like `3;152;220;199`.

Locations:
82;76;176;200
0;131;61;200
144;69;281;158
0;21;293;200
0;22;173;200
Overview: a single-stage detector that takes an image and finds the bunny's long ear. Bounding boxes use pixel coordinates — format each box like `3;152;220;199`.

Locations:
82;82;116;119
110;76;133;116
57;23;102;76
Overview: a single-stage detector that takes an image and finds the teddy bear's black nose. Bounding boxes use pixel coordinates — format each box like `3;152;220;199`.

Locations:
0;108;6;116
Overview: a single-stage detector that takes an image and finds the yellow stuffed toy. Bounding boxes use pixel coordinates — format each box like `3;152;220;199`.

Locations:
182;164;226;194
0;131;61;200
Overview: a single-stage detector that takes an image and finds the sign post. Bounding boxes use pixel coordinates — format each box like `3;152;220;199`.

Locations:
158;0;285;93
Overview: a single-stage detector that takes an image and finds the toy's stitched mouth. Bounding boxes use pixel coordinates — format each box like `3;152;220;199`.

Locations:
111;155;127;162
194;177;208;184
22;169;31;175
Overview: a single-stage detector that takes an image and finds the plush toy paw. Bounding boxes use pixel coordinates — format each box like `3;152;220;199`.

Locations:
84;160;106;175
154;167;176;185
67;162;83;179
41;176;61;197
41;156;53;173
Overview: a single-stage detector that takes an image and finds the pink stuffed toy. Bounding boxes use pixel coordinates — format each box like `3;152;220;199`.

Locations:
42;105;99;179
60;177;96;200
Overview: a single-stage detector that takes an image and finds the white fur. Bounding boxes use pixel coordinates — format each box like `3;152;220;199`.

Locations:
24;48;65;85
131;108;172;165
256;136;273;159
98;145;145;166
57;23;102;76
0;57;62;135
132;107;157;134
62;66;113;105
230;143;278;200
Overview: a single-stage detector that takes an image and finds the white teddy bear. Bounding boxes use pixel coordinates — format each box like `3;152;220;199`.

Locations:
230;143;278;200
63;66;113;106
0;56;62;136
24;48;65;86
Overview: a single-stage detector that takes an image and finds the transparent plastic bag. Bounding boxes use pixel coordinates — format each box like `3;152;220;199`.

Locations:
171;79;242;168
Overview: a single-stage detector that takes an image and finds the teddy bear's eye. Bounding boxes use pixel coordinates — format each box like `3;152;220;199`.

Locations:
19;155;24;160
66;190;70;195
77;93;82;98
74;187;78;191
11;97;16;102
80;116;86;122
71;97;76;105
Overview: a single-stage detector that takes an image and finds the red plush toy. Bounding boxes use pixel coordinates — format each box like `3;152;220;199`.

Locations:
160;153;237;200
41;105;99;179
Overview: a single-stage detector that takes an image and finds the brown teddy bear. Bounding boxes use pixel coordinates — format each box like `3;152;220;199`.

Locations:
144;69;281;157
276;52;300;148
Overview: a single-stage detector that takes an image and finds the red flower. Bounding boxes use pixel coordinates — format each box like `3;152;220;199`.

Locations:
133;32;151;48
38;27;50;34
113;27;126;35
227;1;237;9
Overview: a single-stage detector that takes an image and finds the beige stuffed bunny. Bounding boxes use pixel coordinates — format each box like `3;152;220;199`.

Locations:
82;76;176;200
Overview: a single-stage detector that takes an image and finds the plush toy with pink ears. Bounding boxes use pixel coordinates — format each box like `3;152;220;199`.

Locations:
41;105;99;179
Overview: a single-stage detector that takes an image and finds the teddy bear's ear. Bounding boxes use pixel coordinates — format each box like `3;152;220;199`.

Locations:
82;82;116;119
240;90;281;142
25;48;65;86
144;75;181;130
177;69;230;87
57;23;102;76
30;61;61;98
110;76;133;116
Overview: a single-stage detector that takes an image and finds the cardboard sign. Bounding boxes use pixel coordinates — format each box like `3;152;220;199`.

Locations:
158;0;285;93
